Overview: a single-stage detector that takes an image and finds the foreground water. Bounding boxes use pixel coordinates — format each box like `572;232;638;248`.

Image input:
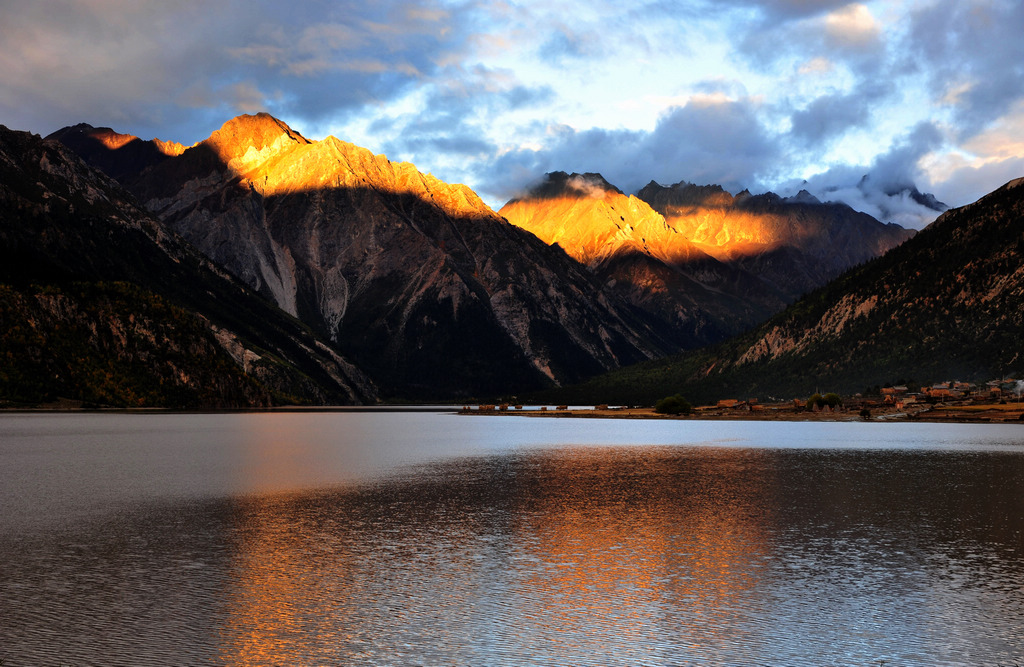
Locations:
1;412;1023;666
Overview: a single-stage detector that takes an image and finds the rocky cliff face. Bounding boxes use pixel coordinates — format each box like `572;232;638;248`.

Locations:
60;114;675;398
1;124;375;407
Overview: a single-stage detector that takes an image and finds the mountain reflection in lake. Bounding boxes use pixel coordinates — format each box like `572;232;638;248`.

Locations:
1;414;1023;665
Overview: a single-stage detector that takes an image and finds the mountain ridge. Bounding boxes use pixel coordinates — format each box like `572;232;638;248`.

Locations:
500;171;914;347
537;176;1024;405
53;114;680;398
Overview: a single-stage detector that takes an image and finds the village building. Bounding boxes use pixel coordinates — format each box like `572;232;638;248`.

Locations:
881;385;909;396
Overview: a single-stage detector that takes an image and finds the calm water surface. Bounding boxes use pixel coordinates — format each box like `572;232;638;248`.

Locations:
1;412;1023;666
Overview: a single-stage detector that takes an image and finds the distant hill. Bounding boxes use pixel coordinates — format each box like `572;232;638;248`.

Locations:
500;172;914;346
52;115;678;399
534;178;1024;405
0;125;375;408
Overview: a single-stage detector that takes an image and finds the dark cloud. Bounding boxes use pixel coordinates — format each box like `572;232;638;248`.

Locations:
639;0;853;25
0;0;475;143
788;80;891;147
642;99;779;189
710;0;853;20
736;3;886;77
474;96;780;204
904;0;1024;138
870;122;944;190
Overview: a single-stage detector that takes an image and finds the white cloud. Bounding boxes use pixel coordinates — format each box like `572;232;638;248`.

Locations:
920;100;1024;207
961;102;1024;160
823;3;882;49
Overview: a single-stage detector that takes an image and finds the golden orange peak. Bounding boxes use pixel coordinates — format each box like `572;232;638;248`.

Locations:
152;138;187;156
92;129;136;151
204;113;309;163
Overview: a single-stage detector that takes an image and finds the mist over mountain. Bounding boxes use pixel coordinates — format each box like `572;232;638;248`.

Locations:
775;170;949;231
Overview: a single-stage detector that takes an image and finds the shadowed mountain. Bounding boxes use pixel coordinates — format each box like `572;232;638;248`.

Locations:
45;123;186;182
536;177;1024;405
637;180;915;300
54;114;678;399
1;124;375;407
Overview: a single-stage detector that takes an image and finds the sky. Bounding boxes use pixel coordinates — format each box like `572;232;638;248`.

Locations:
2;0;1022;228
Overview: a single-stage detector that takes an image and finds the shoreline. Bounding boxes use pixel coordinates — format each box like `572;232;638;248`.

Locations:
2;402;1021;424
458;404;1024;424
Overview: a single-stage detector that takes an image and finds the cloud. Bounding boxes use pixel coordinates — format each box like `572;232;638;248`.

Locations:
359;64;556;188
473;94;781;204
777;122;947;228
735;1;889;85
925;156;1024;212
538;26;603;62
823;3;882;49
788;80;890;146
0;0;475;143
904;0;1024;139
566;174;615;199
798;57;835;75
703;0;853;21
870;122;944;188
2;0;1019;223
921;100;1024;207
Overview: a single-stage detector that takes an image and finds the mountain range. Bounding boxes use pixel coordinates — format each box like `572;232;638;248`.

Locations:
501;172;915;346
51;114;683;398
539;177;1024;405
3;111;1002;407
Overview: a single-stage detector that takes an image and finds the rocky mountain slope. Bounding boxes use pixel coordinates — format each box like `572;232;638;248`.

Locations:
500;172;781;346
54;114;676;398
500;173;913;345
1;125;375;407
637;180;916;299
540;178;1024;405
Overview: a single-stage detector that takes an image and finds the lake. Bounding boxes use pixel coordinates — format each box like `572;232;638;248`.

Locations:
1;412;1023;666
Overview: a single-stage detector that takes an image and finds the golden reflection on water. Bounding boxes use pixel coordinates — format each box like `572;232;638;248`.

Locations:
214;446;780;664
216;416;360;664
216;499;348;665
516;448;775;652
5;418;1024;666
